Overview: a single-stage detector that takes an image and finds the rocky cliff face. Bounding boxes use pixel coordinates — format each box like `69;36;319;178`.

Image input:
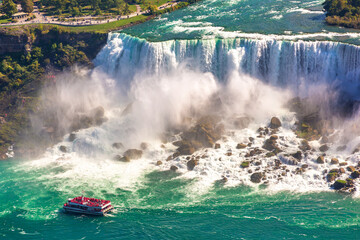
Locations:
0;26;107;60
0;30;32;54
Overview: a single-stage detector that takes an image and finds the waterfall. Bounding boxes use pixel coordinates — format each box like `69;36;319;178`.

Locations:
95;33;360;96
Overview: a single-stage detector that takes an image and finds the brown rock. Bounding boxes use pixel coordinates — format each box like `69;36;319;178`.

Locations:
300;140;311;151
236;143;247;149
170;165;178;171
250;172;262;183
351;171;360;179
214;143;221;149
69;133;76;142
316;156;325;164
187;159;199;170
156;161;163;166
270;117;282;129
123;149;143;160
319;144;329;152
330;158;339;165
347;166;356;172
339;162;347;166
226;149;232;156
270;135;278;140
291;151;302;160
177;142;195;156
59;145;67;153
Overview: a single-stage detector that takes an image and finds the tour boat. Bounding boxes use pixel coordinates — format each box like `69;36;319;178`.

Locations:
63;196;113;216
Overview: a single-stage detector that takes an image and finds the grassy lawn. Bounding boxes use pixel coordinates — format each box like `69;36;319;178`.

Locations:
0;18;12;24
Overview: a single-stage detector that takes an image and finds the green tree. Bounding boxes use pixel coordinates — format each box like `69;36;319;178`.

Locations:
21;0;34;13
91;0;101;10
2;0;17;17
114;0;125;15
147;5;157;15
123;3;130;15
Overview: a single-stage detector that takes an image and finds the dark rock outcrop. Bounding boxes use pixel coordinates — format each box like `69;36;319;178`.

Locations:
332;180;347;190
187;159;199;170
316;156;325;164
250;172;262;183
270;117;281;129
123;149;143;160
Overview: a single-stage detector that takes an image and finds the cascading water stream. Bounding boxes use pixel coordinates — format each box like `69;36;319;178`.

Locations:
95;33;360;97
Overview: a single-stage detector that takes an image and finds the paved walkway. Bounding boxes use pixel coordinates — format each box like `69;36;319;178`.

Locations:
4;1;179;27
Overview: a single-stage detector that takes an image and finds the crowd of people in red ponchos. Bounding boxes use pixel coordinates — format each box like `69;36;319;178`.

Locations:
70;196;110;207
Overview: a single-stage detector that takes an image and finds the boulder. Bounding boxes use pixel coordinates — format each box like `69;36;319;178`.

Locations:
347;166;356;172
291;151;302;160
319;144;329;152
177;141;195;156
112;142;124;149
69;133;76;142
270;135;278;140
330;158;339;165
250;172;262;183
156;160;163;166
300;140;311;151
123;149;143;160
59;145;67;153
170;165;178;171
351;171;360;179
270;117;282;129
321;136;329;144
301;164;308;169
236;143;247;149
339;162;347;166
187;159;199;170
241;161;250;168
226;150;232;156
333;180;347;190
316;156;325;164
181;116;223;148
263;138;280;153
339;168;345;174
326;172;337;182
214;143;221;149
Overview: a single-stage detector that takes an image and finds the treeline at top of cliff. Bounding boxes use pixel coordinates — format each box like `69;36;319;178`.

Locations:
323;0;360;28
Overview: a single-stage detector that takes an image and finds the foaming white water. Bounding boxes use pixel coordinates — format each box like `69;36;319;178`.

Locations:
95;33;360;95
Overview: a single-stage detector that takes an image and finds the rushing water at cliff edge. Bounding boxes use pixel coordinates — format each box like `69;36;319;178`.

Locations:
1;0;360;239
